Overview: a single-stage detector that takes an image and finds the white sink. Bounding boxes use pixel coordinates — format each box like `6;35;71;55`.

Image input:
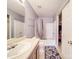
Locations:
7;43;32;59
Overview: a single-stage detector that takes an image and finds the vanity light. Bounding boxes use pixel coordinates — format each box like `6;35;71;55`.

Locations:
37;5;42;8
19;0;25;3
17;0;25;6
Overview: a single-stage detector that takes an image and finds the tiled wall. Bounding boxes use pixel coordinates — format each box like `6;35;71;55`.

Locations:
24;0;38;38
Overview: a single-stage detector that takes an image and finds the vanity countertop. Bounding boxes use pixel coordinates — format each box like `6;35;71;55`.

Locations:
7;36;26;48
7;37;40;59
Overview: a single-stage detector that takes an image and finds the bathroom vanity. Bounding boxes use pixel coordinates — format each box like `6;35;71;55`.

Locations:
7;37;40;59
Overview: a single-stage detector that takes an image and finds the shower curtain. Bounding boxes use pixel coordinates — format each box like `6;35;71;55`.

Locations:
35;19;43;39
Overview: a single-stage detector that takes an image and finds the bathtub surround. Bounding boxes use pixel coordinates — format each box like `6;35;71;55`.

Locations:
35;17;58;40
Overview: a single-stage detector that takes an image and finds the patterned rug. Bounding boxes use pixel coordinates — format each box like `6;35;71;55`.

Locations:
45;46;61;59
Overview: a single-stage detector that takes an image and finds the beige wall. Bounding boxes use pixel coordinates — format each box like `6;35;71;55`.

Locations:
62;0;72;59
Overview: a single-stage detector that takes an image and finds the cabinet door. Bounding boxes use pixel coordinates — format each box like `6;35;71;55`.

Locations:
28;49;37;59
32;49;37;59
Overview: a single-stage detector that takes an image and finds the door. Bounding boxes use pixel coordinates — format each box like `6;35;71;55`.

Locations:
62;0;72;59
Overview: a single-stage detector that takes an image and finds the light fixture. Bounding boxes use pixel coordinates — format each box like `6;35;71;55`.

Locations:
17;0;25;6
37;5;42;8
19;0;25;3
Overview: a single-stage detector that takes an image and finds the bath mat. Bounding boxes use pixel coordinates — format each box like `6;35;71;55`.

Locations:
45;46;61;59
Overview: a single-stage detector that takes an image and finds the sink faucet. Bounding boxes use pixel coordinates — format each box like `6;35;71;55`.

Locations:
7;44;17;50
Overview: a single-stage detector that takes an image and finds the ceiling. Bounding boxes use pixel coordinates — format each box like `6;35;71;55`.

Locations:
7;0;69;17
7;0;25;16
27;0;68;17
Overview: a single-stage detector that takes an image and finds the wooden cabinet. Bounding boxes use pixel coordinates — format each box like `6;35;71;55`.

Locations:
28;45;38;59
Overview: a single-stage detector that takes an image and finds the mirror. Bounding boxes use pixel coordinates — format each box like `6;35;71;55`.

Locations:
7;14;12;39
7;10;24;40
7;14;10;39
